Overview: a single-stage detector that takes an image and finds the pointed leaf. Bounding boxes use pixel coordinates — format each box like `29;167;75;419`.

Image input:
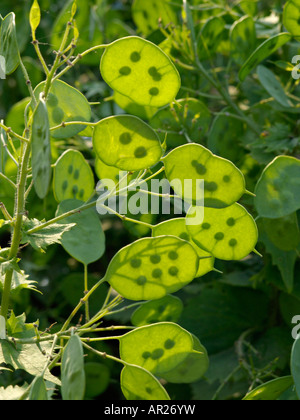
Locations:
61;335;85;401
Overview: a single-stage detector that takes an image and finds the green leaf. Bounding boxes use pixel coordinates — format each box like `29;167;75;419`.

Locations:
31;96;52;199
161;335;209;384
121;364;170;400
186;203;258;261
93;115;163;171
100;36;181;107
153;218;215;277
163;143;246;208
56;199;106;265
0;340;60;385
0;13;20;75
104;236;199;301
254;156;300;219
132;0;178;36
33;80;91;138
0;270;38;295
239;33;292;81
257;65;293;108
283;0;300;39
131;295;184;327
61;335;85;401
53;150;95;203
243;376;294;400
21;218;76;252
29;376;48;401
29;0;41;40
150;98;211;149
230;16;256;66
6;312;36;339
119;322;194;376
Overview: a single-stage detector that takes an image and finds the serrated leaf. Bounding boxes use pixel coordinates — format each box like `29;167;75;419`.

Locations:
0;340;60;385
21;219;76;251
0;270;39;295
0;385;28;401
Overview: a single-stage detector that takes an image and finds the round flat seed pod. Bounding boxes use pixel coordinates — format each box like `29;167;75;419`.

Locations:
114;91;158;121
153;218;214;277
119;322;194;376
161;335;209;384
283;0;300;39
186;203;258;261
95;157;137;191
104;236;199;301
121;365;170;400
163;143;246;208
254;156;300;219
33;80;91;138
31;97;52;199
54;150;95;203
100;36;181;107
131;295;184;327
93;115;163;171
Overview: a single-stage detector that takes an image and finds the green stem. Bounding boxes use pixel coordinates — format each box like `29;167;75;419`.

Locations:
53;44;108;81
0;143;31;320
83;263;90;322
26;200;97;235
60;277;107;333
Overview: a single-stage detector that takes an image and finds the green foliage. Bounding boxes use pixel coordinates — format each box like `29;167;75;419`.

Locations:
0;0;299;402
